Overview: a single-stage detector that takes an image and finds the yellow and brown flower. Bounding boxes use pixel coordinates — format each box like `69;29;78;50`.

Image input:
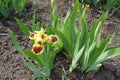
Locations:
32;44;44;55
30;28;58;55
47;35;58;44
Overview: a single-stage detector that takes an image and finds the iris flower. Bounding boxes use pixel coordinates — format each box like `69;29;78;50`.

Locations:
29;28;58;55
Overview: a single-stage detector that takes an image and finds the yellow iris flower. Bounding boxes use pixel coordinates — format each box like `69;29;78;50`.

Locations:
29;28;58;55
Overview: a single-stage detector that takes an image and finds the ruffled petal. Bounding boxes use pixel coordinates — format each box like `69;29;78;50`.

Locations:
29;31;38;40
47;35;58;44
32;44;44;55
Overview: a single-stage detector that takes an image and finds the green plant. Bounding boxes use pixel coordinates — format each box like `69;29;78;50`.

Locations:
51;0;120;72
12;0;28;13
0;0;28;18
80;0;120;10
0;0;11;18
50;0;79;57
8;0;120;79
8;12;60;80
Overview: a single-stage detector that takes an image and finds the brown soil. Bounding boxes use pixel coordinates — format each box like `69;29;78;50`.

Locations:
0;0;120;80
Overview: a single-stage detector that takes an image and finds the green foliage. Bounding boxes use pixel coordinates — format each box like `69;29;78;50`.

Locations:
8;29;40;79
8;0;120;79
8;29;29;59
9;13;61;80
51;0;80;57
16;18;30;36
31;10;41;32
0;0;28;18
9;28;58;79
51;0;120;72
22;45;57;80
0;0;11;18
80;0;120;10
12;0;28;13
15;10;41;36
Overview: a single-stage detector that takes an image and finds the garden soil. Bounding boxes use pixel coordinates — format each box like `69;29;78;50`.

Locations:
0;0;120;80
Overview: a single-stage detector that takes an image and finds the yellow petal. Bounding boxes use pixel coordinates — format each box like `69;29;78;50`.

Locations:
32;44;44;55
29;31;39;40
47;35;58;44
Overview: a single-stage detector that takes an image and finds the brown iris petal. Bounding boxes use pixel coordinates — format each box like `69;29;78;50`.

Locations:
51;36;57;43
30;32;37;38
33;46;43;54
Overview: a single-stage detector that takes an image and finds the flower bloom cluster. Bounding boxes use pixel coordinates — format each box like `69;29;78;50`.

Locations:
29;28;58;55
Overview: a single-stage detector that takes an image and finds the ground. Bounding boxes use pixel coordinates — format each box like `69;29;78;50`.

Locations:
0;0;120;80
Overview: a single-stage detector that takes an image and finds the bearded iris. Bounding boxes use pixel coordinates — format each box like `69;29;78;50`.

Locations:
29;28;58;55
